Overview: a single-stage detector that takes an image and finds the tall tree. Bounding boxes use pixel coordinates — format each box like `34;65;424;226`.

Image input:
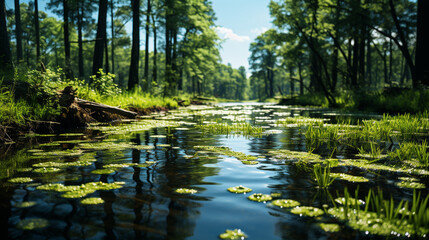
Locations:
34;0;40;62
77;0;84;78
128;0;139;89
63;0;72;78
14;0;23;62
92;0;108;77
110;0;114;74
415;0;429;86
0;0;12;74
144;0;150;88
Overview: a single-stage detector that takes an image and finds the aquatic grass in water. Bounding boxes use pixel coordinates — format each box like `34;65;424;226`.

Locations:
194;146;258;161
248;193;272;202
313;164;335;188
227;185;252;194
36;182;125;199
81;197;104;205
318;223;341;232
175;188;198;194
271;199;300;208
330;173;369;183
219;229;247;240
8;177;33;183
197;122;263;137
291;206;324;217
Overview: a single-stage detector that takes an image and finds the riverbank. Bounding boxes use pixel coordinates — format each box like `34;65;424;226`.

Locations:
279;89;429;113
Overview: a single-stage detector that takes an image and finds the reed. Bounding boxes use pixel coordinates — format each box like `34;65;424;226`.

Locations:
313;163;335;188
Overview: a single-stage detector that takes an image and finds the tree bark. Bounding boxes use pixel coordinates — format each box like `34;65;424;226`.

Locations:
63;0;73;79
110;0;115;74
14;0;23;62
77;0;84;78
144;0;150;89
152;14;157;84
34;0;40;62
128;0;140;89
0;0;12;74
92;0;108;77
76;98;138;118
415;0;429;86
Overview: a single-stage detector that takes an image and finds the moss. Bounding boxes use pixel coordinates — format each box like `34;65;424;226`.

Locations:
37;181;125;199
194;145;258;161
219;229;248;240
91;169;115;175
330;173;369;183
271;199;300;208
8;177;33;183
81;197;105;205
247;193;272;202
16;218;49;230
319;223;341;232
33;160;94;168
31;149;83;157
291;206;324;217
175;188;198;194
227;185;252;194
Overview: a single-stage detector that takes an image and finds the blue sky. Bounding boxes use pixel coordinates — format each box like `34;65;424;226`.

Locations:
212;0;272;72
5;0;272;73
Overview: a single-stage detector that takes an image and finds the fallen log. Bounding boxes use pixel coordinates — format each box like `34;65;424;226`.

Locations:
76;98;138;119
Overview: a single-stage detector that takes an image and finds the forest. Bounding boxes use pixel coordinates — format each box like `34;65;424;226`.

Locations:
0;0;428;131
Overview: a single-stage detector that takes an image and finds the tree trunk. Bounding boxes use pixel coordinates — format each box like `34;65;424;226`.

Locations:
104;34;109;73
0;0;12;74
64;0;73;79
78;0;84;78
14;0;23;62
110;0;115;74
92;0;108;77
152;14;157;85
35;0;40;62
415;0;429;86
128;0;140;89
144;0;150;89
289;67;294;96
298;62;304;95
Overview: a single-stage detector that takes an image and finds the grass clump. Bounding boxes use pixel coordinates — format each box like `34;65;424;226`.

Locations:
313;164;335;188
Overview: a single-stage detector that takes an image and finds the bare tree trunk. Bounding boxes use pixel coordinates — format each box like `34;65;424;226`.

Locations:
77;0;84;78
415;0;429;86
128;0;140;89
92;0;108;77
14;0;23;62
152;14;157;85
144;0;151;89
0;0;12;74
35;0;40;62
110;0;115;74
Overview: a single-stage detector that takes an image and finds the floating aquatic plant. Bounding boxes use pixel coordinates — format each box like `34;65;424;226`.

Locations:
271;199;300;208
14;201;37;208
103;163;137;169
33;167;61;173
175;188;198;194
291;206;324;217
330;173;369;183
248;193;272;202
318;223;340;232
219;229;247;240
269;149;321;163
270;193;282;198
150;135;167;138
81;197;104;205
335;197;365;206
37;182;125;199
132;145;155;150
8;177;33;183
227;185;252;194
197;122;263;137
396;180;426;189
91;169;115;175
194;146;258;161
16;218;49;230
241;160;258;165
31;149;83;157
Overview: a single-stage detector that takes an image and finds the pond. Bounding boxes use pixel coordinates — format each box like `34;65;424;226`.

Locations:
1;103;428;239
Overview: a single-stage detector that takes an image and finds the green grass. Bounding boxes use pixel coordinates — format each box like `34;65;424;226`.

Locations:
313;163;335;188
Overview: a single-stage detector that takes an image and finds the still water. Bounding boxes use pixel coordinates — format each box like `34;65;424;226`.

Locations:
0;103;425;239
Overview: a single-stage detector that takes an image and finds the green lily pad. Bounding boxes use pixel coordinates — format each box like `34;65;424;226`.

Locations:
248;193;272;202
272;199;300;208
396;181;426;189
91;169;115;175
8;177;33;183
14;201;37;208
291;206;324;217
319;223;341;232
33;167;61;173
175;188;197;194
241;160;258;165
227;185;252;194
219;229;248;240
16;218;49;230
81;197;105;205
330;173;369;183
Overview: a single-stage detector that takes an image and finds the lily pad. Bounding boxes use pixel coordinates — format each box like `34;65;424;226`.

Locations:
175;188;198;194
33;167;61;173
272;199;300;208
330;173;369;183
91;169;115;175
241;160;258;165
16;218;49;230
8;177;33;183
219;229;248;240
81;197;105;205
291;206;324;217
319;223;341;232
14;201;37;208
396;181;426;189
248;193;272;202
227;185;252;194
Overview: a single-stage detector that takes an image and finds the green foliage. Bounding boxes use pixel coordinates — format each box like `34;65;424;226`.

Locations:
90;69;121;96
313;163;335;188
